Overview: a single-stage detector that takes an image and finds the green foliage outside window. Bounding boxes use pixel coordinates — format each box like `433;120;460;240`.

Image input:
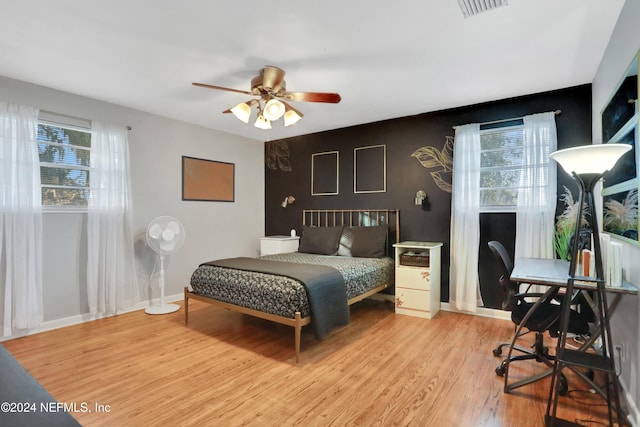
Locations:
38;124;91;206
479;127;524;209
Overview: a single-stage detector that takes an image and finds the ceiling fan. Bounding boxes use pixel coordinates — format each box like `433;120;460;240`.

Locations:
193;66;341;129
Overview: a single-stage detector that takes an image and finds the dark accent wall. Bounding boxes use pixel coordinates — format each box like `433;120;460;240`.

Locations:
265;84;592;306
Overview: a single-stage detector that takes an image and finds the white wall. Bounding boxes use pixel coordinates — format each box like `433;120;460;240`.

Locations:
592;0;640;421
0;75;264;327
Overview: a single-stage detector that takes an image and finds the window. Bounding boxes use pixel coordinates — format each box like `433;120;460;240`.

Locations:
479;125;524;211
37;113;92;208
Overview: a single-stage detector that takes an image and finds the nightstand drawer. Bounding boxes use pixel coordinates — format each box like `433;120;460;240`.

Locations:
395;267;431;291
395;288;430;311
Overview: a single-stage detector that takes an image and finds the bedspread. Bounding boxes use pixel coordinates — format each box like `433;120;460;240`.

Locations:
189;253;393;323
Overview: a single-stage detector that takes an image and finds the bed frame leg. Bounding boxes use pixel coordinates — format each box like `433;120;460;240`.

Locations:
294;312;302;363
184;287;189;325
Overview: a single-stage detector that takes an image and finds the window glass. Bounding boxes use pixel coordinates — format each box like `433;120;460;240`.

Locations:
479;126;524;211
38;123;91;207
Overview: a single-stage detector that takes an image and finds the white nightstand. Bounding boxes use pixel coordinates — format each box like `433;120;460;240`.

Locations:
392;241;442;319
260;235;300;256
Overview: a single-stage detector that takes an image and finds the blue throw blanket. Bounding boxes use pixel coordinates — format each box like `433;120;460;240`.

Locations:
0;345;82;427
204;257;349;339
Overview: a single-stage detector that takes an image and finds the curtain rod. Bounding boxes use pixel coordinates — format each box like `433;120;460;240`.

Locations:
452;109;561;129
39;110;132;131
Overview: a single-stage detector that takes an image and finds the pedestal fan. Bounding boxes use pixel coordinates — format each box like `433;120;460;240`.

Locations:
145;216;185;315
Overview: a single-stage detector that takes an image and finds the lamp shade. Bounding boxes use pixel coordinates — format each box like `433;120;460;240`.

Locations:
549;144;631;176
263;99;285;121
254;114;272;129
230;102;251;123
284;108;303;127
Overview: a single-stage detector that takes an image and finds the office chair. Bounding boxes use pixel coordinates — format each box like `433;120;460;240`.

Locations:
487;241;591;394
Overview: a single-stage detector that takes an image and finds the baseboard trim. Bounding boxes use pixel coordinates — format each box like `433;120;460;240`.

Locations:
441;302;512;321
620;377;639;427
0;293;183;342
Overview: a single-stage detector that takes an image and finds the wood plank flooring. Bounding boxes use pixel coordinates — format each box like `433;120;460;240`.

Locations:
3;299;615;427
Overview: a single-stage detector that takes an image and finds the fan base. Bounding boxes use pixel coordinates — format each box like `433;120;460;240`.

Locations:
145;303;180;315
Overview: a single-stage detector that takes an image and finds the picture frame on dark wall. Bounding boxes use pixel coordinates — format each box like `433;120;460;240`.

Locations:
600;49;639;245
601;71;637;143
311;151;339;195
354;144;386;193
182;156;235;202
602;125;637;190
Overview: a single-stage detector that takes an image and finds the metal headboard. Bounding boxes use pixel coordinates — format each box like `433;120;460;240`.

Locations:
302;209;400;253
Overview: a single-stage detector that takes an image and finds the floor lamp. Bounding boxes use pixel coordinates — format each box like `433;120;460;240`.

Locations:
546;143;631;427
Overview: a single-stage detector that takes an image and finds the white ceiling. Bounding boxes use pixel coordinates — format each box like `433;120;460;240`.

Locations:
0;0;625;142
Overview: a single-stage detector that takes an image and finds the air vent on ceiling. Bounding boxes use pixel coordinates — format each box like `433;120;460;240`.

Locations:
457;0;508;18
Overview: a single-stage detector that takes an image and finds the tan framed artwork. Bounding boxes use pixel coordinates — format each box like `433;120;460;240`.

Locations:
182;156;235;202
311;151;339;195
354;144;386;193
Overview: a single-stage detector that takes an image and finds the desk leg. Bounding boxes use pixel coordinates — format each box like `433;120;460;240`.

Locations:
565;293;623;401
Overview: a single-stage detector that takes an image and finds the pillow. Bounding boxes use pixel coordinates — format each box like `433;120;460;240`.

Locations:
338;225;388;258
298;225;344;255
337;227;357;256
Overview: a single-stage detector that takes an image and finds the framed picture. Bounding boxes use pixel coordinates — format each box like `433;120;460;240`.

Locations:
354;144;386;193
601;49;639;245
602;124;637;189
603;187;638;243
311;151;339;195
182;156;235;202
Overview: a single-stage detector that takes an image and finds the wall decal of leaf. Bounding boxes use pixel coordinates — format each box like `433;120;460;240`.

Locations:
431;170;453;193
412;147;445;168
411;136;454;193
266;140;292;171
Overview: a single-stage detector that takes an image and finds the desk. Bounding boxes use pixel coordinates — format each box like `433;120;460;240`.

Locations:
502;258;638;393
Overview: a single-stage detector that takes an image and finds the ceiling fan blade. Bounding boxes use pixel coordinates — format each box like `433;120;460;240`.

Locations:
192;82;253;96
282;92;342;103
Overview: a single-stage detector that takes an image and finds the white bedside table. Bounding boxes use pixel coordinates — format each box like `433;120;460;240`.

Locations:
260;235;300;256
392;241;442;319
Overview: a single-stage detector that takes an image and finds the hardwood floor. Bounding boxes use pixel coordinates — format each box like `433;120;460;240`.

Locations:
3;299;615;426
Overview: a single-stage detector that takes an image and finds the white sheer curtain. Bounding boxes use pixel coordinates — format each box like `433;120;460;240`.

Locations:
450;123;482;312
0;101;43;337
87;121;138;316
515;112;558;260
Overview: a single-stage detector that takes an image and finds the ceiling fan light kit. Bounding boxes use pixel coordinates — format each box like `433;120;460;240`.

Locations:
254;114;272;129
230;102;251;123
284;108;303;127
263;99;285;121
193;65;340;129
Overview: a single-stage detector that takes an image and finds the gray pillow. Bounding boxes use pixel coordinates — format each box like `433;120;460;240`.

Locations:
339;225;388;258
298;225;344;255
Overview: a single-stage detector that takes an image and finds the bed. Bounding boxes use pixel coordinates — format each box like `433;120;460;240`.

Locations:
184;208;399;362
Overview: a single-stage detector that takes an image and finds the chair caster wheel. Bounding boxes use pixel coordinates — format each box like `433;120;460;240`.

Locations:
585;369;594;381
495;363;506;377
559;376;569;396
493;347;502;357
